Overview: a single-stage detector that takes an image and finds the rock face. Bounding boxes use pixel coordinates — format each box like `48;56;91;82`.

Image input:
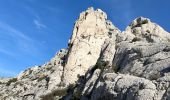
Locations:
0;7;170;100
63;7;120;85
0;49;68;100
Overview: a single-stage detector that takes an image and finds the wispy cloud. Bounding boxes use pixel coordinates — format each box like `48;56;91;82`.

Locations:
0;21;46;77
24;5;47;30
0;22;32;41
0;21;43;57
0;66;17;77
34;19;46;29
0;48;16;57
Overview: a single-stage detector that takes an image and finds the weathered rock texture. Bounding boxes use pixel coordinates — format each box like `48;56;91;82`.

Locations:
64;7;120;85
0;7;170;100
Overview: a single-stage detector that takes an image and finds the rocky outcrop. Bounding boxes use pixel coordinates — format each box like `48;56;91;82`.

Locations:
63;7;120;85
0;49;68;100
0;7;170;100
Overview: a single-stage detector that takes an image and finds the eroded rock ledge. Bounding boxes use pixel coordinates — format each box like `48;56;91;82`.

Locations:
0;7;170;100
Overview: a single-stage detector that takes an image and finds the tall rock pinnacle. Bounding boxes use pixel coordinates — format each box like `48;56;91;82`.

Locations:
63;7;120;85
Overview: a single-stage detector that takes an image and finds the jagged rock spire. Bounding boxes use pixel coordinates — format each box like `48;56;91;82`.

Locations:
63;7;120;85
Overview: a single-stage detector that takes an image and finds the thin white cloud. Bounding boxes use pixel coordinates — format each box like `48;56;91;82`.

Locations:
24;5;47;30
0;22;32;41
34;19;46;29
0;21;43;57
0;21;45;77
0;48;16;57
0;67;17;77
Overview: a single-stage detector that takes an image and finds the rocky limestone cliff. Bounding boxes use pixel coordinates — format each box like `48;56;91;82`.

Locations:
0;7;170;100
64;7;120;85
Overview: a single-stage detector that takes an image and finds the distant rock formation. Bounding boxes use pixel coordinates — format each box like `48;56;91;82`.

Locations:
0;7;170;100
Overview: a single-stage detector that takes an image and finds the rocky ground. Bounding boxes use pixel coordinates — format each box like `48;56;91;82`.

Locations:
0;7;170;100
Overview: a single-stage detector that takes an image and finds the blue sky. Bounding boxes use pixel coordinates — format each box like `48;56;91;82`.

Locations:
0;0;169;77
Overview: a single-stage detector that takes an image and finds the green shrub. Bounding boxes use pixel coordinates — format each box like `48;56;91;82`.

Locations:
6;78;17;86
37;74;48;82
